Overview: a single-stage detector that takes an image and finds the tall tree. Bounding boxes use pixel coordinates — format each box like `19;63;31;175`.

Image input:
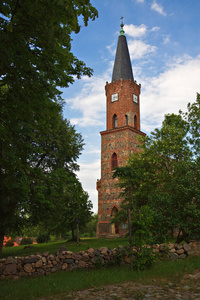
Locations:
0;0;98;255
114;95;200;244
36;170;93;238
145;112;199;242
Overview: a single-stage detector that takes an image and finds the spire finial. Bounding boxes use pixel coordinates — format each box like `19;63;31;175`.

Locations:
120;16;125;36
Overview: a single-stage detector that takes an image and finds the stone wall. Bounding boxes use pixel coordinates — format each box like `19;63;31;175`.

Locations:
1;241;200;280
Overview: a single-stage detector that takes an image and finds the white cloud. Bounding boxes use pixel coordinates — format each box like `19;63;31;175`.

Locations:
106;42;116;56
107;24;158;62
141;55;200;133
76;159;101;213
124;24;147;38
151;0;166;16
65;72;110;127
135;0;144;3
67;54;200;213
128;40;157;60
150;26;160;32
163;35;170;44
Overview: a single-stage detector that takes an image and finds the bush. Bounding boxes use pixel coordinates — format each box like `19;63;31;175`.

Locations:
20;237;33;245
109;247;125;266
80;232;90;238
5;239;14;247
95;247;125;269
133;248;155;271
36;232;50;244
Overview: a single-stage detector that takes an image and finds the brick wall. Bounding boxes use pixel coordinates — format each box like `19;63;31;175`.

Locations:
105;79;141;130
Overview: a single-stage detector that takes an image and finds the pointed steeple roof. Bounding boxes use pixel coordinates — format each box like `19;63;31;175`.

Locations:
112;19;134;82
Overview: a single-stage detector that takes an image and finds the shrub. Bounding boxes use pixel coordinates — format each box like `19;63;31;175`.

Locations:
133;248;155;271
80;232;90;238
5;239;14;247
36;232;50;244
109;247;126;266
20;237;33;245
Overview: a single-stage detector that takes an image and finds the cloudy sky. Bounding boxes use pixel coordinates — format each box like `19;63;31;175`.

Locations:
62;0;200;213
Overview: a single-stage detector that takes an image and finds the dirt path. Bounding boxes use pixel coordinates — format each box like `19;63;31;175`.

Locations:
42;269;200;300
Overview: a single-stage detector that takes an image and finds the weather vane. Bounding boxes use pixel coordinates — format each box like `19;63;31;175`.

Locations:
120;16;125;35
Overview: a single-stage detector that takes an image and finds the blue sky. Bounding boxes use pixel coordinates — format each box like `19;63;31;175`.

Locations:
62;0;200;213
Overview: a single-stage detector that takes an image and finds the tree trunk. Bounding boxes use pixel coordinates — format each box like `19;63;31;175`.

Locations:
0;230;5;257
128;209;133;269
76;223;79;246
176;229;189;244
72;228;75;240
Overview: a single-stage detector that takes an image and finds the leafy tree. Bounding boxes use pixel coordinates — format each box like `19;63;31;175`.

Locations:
113;162;155;270
113;160;155;241
114;95;200;244
144;101;200;242
80;213;98;237
184;93;200;156
38;170;93;238
0;0;98;255
0;107;85;253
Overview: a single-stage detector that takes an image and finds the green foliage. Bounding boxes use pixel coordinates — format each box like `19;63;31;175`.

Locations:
133;248;155;271
36;232;50;244
81;213;98;237
110;247;126;266
39;172;93;236
113;165;155;270
113;163;154;250
80;232;90;238
94;247;125;269
5;239;14;248
21;224;44;240
0;0;98;255
114;94;200;245
146;105;200;242
183;93;200;156
131;206;154;249
20;237;33;246
157;244;170;259
94;257;104;269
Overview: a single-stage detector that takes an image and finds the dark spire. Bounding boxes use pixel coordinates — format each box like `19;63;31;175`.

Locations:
112;18;134;82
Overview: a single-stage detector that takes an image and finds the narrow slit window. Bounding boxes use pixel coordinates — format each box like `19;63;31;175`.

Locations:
134;115;137;129
125;115;128;126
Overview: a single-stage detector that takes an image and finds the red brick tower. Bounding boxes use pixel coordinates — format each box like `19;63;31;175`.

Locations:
96;21;145;238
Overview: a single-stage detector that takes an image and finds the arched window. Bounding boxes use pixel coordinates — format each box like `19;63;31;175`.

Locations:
125;115;128;126
111;152;118;169
134;115;137;129
111;206;118;217
113;114;117;128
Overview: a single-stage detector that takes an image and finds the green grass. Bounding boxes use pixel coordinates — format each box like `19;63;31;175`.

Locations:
1;237;129;259
1;256;200;300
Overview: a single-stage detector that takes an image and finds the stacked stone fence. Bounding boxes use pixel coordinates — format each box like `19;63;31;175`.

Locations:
1;241;200;280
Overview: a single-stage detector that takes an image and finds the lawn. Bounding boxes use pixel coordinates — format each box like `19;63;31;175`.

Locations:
1;256;200;300
1;238;200;300
1;237;129;259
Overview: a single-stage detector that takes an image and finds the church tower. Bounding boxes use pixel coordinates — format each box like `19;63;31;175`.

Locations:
96;21;145;238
